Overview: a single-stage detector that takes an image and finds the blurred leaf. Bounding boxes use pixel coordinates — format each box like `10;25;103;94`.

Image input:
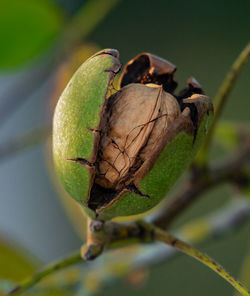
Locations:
0;0;63;70
0;238;72;295
0;238;37;282
0;279;16;295
214;121;240;150
214;121;250;150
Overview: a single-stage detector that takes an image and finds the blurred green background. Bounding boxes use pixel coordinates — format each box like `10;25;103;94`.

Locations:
0;0;250;295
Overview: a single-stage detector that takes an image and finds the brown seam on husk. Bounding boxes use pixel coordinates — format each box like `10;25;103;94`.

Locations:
82;51;121;209
183;95;214;128
90;49;119;60
95;187;130;214
94;181;152;213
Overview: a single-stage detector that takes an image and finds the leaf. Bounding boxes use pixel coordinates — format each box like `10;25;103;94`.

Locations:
214;121;240;150
214;121;250;150
0;0;63;70
0;238;71;295
0;238;37;282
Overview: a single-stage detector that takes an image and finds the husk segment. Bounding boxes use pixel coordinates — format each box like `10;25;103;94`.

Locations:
86;53;213;218
53;49;121;218
53;50;213;220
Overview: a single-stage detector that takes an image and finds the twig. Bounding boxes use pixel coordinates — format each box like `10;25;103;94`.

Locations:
86;196;250;281
7;202;250;296
12;200;247;296
152;139;250;229
5;251;82;296
151;223;250;296
136;198;250;268
197;43;250;167
58;199;250;296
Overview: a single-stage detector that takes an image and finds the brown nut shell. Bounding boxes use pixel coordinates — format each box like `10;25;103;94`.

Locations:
95;83;181;190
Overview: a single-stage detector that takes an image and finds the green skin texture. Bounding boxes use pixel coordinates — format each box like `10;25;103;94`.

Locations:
53;50;212;220
53;52;114;211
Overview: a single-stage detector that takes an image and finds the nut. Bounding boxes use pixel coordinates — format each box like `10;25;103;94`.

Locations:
53;49;213;220
96;83;180;190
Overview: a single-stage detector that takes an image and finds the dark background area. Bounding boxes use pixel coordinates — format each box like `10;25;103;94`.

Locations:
0;0;249;295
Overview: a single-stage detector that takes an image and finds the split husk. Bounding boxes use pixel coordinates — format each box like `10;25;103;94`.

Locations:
53;49;213;220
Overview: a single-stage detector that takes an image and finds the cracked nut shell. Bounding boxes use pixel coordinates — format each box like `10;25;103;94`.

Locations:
53;49;213;220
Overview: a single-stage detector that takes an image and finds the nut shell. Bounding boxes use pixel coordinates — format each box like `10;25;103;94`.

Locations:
96;83;180;190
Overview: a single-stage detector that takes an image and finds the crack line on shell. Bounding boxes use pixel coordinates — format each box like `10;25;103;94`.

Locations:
99;87;170;188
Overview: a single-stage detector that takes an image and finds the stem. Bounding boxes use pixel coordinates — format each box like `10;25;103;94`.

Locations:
5;208;250;296
153;225;250;296
5;251;82;296
197;43;250;167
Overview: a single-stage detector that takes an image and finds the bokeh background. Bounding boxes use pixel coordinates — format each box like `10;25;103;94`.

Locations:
0;0;250;295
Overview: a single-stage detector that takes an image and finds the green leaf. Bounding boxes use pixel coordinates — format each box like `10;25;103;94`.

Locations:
214;121;239;150
0;0;63;70
0;238;70;295
0;238;37;282
214;121;250;150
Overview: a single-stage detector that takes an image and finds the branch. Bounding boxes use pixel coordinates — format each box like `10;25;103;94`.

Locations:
5;251;82;296
122;198;250;270
197;43;250;167
77;199;250;295
7;203;250;296
152;139;250;229
5;218;152;295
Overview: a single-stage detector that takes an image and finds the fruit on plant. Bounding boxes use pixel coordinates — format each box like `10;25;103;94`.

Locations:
53;49;213;220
